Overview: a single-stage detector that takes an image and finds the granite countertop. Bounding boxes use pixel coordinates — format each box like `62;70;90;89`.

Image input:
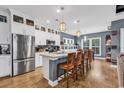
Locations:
39;52;68;58
0;54;11;58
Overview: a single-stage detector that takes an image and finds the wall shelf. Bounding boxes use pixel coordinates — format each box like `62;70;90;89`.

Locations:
105;34;112;62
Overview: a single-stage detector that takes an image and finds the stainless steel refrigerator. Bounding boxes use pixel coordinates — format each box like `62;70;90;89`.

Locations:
12;34;35;76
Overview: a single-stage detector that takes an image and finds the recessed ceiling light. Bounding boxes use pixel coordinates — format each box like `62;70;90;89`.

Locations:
46;20;50;23
73;20;80;24
57;9;60;13
73;20;77;24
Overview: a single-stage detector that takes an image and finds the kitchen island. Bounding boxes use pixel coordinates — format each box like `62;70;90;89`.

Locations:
39;52;68;87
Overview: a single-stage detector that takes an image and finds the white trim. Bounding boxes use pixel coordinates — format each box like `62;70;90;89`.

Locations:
48;80;58;87
110;65;117;68
48;75;64;87
81;39;84;49
90;37;101;56
58;75;64;81
82;37;102;56
95;57;105;60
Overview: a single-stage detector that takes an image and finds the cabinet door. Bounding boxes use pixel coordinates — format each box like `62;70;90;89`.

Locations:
39;56;42;66
0;23;10;44
35;31;40;45
35;53;40;68
12;22;24;35
0;56;10;77
24;25;35;36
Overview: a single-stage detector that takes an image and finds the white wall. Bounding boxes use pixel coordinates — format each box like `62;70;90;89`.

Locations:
0;10;10;44
0;9;11;77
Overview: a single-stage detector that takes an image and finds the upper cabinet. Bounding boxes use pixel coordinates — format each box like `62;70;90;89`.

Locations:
0;11;10;44
26;19;34;26
41;26;46;32
63;38;74;45
35;25;39;30
11;12;35;36
13;15;24;24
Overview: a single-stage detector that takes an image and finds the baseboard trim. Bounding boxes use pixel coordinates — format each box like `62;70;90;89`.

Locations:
95;57;105;60
48;80;58;87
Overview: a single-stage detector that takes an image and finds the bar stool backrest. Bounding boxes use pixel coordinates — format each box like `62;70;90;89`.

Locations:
67;52;76;65
77;51;82;63
88;49;93;62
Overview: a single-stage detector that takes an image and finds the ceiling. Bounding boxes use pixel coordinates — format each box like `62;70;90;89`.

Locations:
0;5;117;35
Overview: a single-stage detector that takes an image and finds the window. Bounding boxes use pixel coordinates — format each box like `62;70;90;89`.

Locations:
83;39;89;49
0;15;7;23
67;40;70;44
92;38;101;56
82;37;101;56
63;39;66;44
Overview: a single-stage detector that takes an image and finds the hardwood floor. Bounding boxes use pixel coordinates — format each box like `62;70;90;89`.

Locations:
0;60;118;88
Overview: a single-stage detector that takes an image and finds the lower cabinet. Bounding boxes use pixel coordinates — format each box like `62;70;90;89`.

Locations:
0;55;11;77
35;53;42;68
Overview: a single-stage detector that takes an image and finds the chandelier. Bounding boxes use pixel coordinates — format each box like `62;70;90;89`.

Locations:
59;7;66;32
59;22;66;32
76;31;81;37
76;20;81;37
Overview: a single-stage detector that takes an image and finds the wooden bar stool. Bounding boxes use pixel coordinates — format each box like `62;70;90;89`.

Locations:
84;49;89;74
88;49;94;69
75;51;85;79
57;52;76;88
84;49;94;74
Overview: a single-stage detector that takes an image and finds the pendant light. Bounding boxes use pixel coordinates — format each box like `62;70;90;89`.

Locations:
76;20;81;37
76;31;81;37
59;7;66;32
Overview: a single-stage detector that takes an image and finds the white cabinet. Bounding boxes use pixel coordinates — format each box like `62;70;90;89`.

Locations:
0;22;10;44
35;31;46;45
12;22;24;35
12;22;35;36
0;55;11;77
35;53;42;68
24;25;35;36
